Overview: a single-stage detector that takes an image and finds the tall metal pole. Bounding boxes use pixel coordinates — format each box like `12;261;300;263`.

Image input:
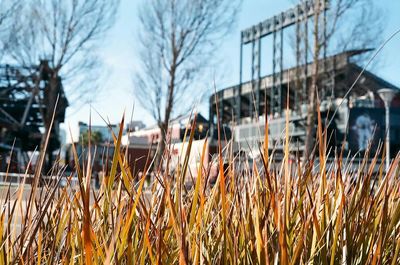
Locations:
295;5;301;112
257;29;261;117
303;0;309;107
251;38;255;119
271;23;277;116
385;102;390;171
238;35;243;124
279;13;284;110
378;88;397;172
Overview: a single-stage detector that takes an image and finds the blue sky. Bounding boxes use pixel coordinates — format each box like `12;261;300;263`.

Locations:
61;0;400;142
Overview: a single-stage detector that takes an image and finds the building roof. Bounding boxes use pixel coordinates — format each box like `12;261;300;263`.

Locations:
170;113;208;126
211;49;399;102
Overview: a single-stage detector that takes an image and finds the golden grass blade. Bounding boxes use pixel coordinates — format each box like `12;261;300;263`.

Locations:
280;81;290;265
391;237;400;265
37;228;42;265
0;106;399;264
330;180;344;265
108;114;125;190
264;105;269;170
189;138;208;231
144;205;156;264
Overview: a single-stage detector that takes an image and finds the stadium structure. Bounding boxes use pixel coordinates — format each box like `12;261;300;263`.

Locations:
209;0;400;157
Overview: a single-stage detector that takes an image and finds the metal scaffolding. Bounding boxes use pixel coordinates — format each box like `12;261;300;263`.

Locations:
0;61;68;172
238;0;329;120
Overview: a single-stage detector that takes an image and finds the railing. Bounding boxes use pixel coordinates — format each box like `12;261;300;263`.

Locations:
0;172;79;187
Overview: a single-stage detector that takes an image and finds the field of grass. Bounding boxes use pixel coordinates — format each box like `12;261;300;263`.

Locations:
0;107;400;265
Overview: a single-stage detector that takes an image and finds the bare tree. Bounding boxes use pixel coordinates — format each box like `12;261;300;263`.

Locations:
325;0;384;61
301;0;384;157
135;0;240;166
6;0;119;169
0;0;22;61
8;0;119;102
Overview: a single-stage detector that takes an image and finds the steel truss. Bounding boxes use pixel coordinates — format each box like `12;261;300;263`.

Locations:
0;60;68;172
238;0;329;121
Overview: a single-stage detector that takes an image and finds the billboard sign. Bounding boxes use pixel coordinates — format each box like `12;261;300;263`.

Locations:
348;108;400;155
348;108;384;153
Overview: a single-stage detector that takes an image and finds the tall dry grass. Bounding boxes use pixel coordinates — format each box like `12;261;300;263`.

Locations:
0;107;399;265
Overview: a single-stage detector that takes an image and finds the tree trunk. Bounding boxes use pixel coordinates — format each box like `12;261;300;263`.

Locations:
155;122;168;169
304;0;321;158
40;73;59;173
155;63;176;169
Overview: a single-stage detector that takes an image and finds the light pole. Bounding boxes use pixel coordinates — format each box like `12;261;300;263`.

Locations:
378;88;398;172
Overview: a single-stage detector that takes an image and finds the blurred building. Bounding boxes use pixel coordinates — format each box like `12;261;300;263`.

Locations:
78;122;120;143
121;113;211;175
123;113;209;146
210;49;400;157
208;1;400;159
126;120;146;133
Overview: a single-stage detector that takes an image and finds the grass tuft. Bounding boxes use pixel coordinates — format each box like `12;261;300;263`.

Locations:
0;109;399;264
